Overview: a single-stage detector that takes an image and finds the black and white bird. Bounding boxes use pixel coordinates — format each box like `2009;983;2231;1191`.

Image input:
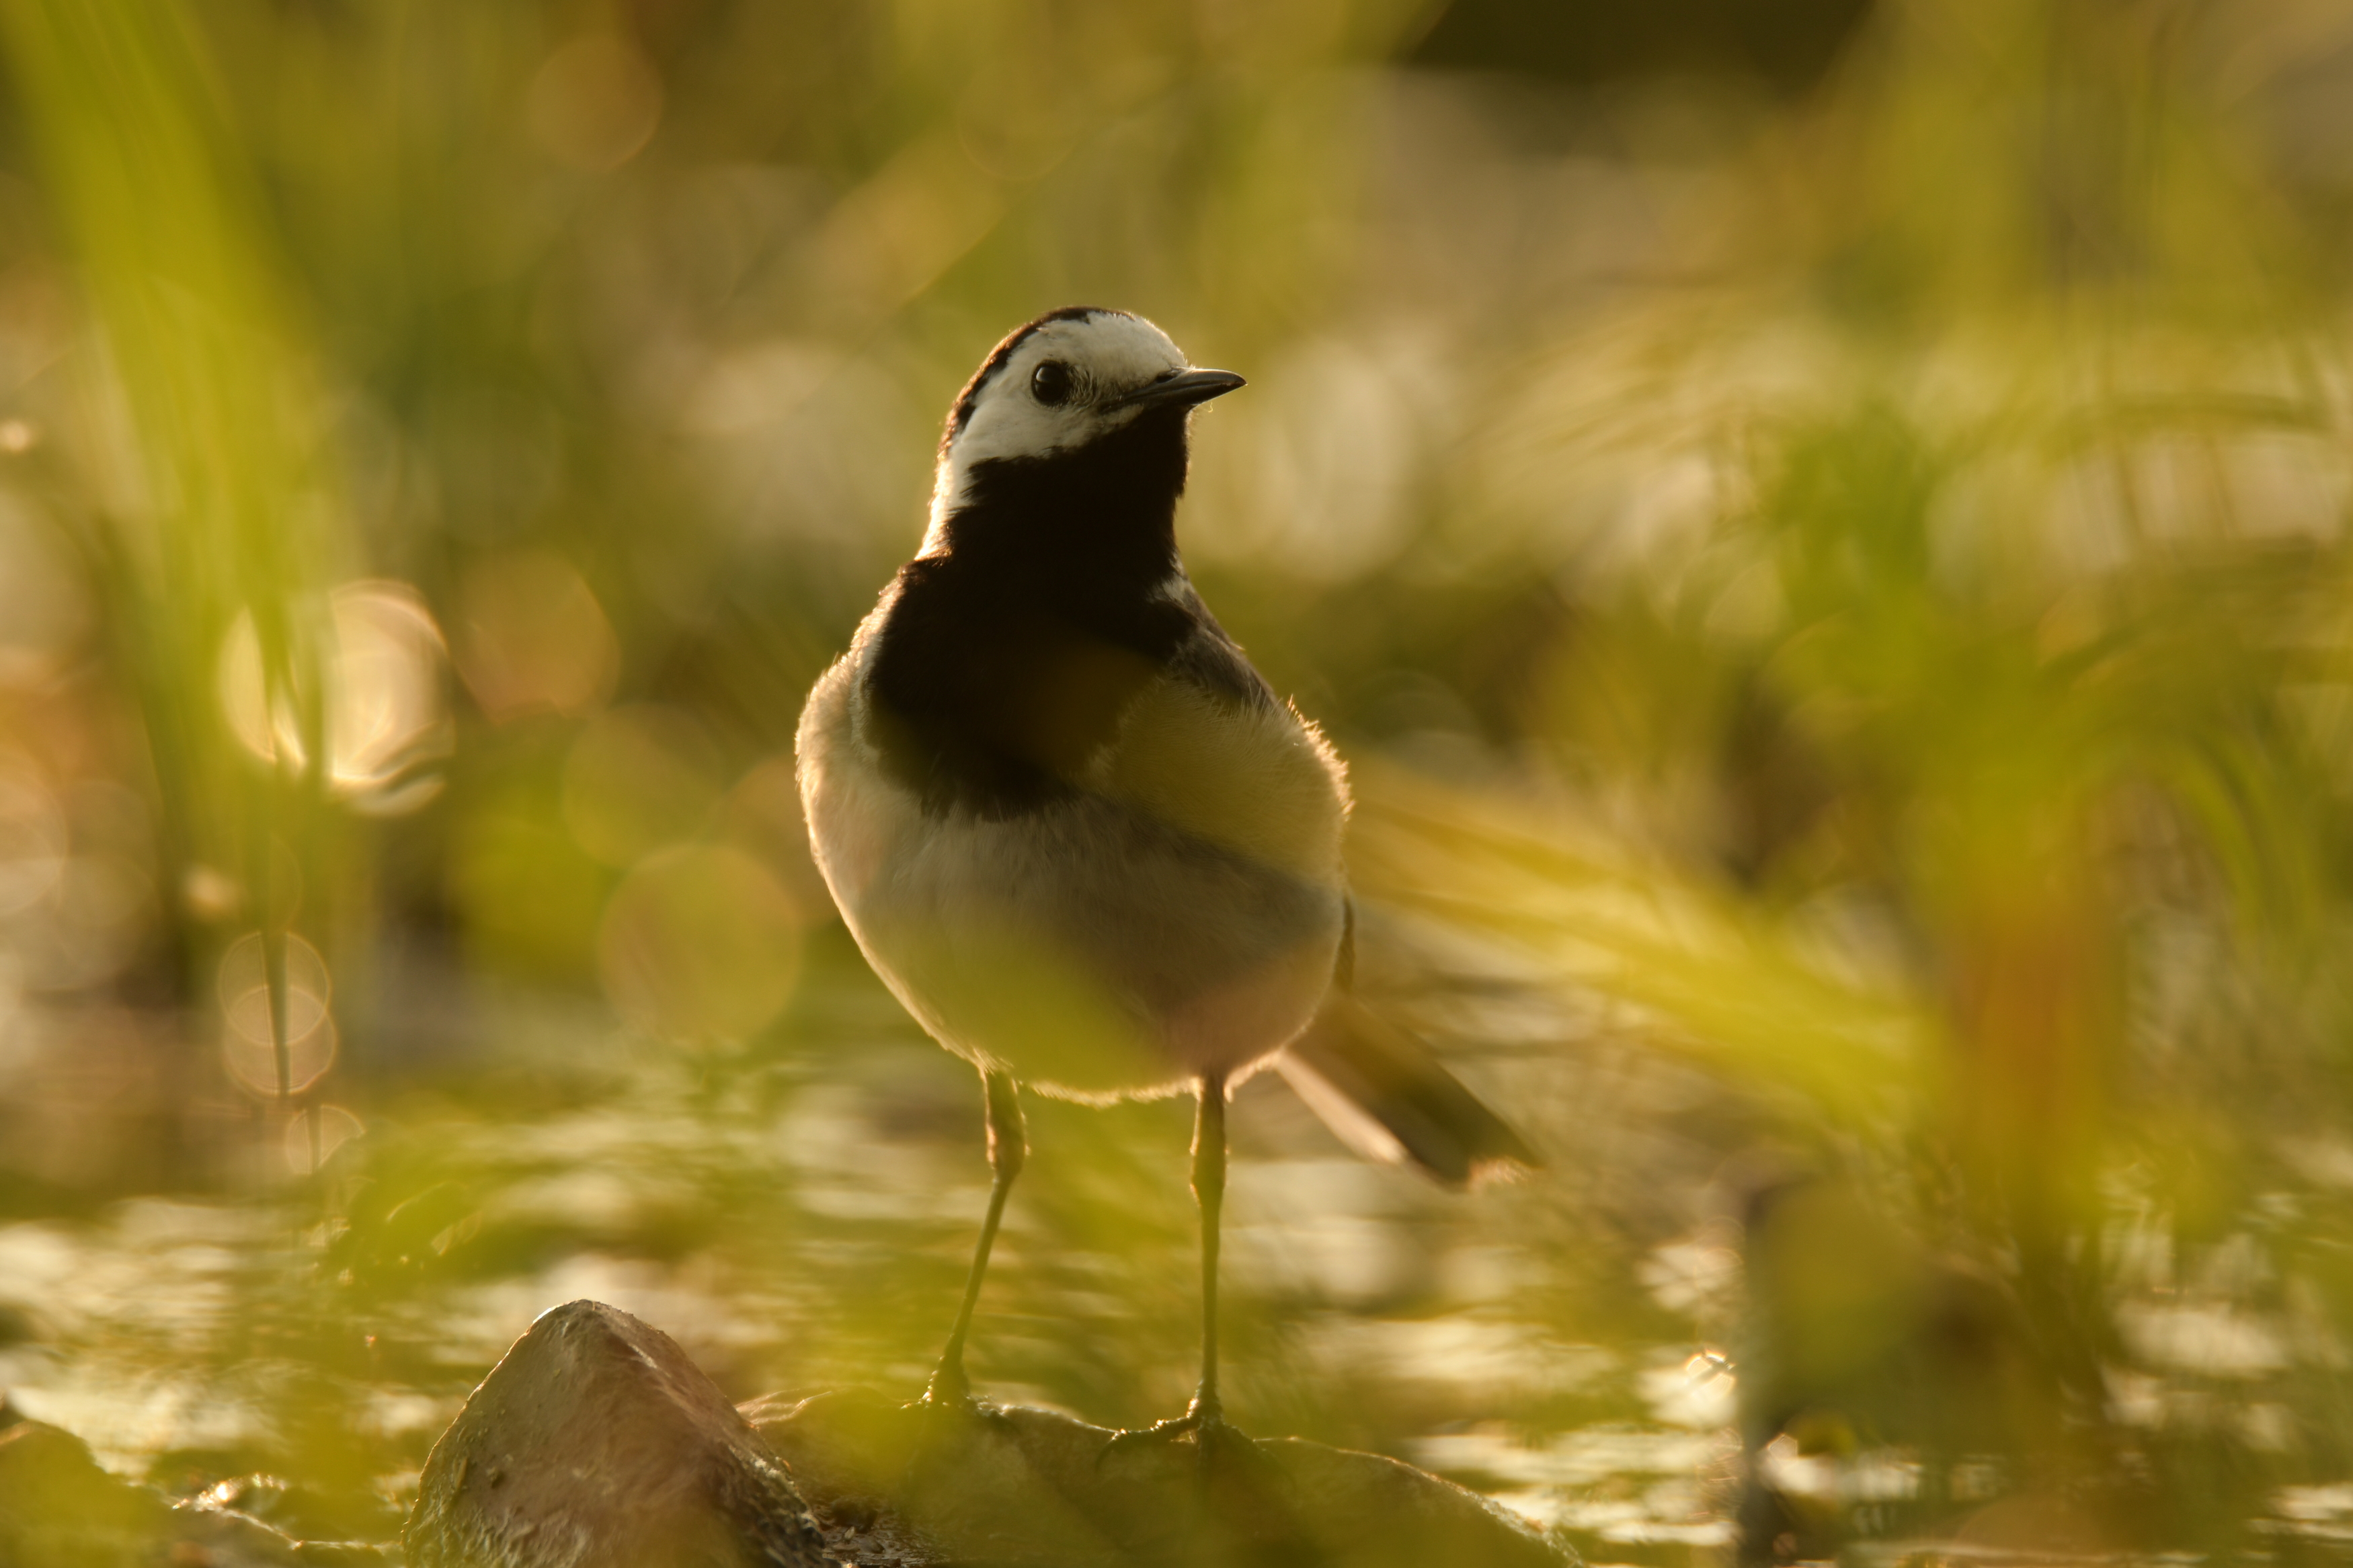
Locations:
797;306;1534;1449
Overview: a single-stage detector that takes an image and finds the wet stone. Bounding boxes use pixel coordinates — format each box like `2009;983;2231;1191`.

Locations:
0;1409;380;1567
155;1460;409;1547
405;1298;1574;1567
744;1387;1578;1568
403;1298;832;1568
0;1416;169;1562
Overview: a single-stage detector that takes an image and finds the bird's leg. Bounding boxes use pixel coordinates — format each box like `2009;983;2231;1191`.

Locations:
1191;1067;1228;1426
1103;1072;1271;1474
922;1068;1024;1409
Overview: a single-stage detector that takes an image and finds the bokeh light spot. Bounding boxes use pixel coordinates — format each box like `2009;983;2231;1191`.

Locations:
563;706;725;868
450;813;610;976
284;1104;364;1174
0;756;66;916
597;843;801;1042
217;581;452;807
217;931;335;1096
527;34;663;172
15;854;155;991
454;550;620;722
225;1013;339;1100
0;491;89;687
718;755;834;913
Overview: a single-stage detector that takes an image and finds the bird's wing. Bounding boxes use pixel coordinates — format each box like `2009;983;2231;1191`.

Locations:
1085;632;1349;889
1091;678;1346;885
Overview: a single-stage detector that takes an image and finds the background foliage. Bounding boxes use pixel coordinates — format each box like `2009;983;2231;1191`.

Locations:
2;0;2352;1558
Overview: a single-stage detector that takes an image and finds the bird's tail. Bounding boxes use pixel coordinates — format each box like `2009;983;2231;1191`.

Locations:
1277;993;1539;1189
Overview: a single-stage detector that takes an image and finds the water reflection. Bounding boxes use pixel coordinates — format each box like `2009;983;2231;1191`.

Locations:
1411;1424;1737;1546
1638;1348;1737;1430
4;984;2350;1559
0;1046;1692;1545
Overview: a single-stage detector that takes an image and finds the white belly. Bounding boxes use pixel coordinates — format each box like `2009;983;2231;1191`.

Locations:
796;654;1347;1100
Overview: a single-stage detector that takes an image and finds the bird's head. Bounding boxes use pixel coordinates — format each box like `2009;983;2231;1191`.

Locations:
922;307;1244;556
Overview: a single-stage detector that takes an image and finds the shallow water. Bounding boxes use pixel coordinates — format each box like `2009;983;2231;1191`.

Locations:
3;913;2348;1565
0;937;1756;1558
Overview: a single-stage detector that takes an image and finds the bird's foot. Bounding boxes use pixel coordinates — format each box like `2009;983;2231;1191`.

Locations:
1100;1396;1278;1483
907;1363;1018;1428
1102;1395;1300;1563
898;1362;1011;1493
912;1359;978;1413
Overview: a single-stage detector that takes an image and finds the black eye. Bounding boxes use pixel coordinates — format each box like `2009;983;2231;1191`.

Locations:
1031;361;1074;407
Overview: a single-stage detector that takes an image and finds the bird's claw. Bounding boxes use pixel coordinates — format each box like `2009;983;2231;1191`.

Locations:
1100;1417;1187;1465
905;1381;1013;1432
1099;1399;1277;1481
899;1370;1014;1493
918;1359;972;1410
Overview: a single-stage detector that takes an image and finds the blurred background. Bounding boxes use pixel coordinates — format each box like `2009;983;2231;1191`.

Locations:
2;0;2353;1557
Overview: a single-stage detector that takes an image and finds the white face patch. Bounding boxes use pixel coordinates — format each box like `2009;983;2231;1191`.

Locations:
922;312;1193;551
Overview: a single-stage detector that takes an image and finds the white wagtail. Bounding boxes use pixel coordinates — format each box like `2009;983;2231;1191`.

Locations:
797;307;1534;1450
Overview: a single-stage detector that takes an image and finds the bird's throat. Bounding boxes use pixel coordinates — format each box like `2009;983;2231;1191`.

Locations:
939;407;1191;591
865;410;1203;816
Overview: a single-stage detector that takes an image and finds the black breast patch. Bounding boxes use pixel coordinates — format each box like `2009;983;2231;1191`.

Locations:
863;409;1271;818
865;570;1176;815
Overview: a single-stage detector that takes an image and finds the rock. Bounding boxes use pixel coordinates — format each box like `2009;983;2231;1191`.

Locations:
161;1462;407;1544
0;1418;169;1558
284;1544;397;1565
170;1503;381;1568
403;1297;1575;1568
403;1298;831;1568
0;1416;376;1567
745;1387;1576;1568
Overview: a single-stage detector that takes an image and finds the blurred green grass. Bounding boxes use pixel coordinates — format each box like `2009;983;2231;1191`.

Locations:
1;0;2352;1559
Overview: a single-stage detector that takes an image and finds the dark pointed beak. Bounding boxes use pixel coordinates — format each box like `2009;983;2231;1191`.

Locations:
1104;367;1246;413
